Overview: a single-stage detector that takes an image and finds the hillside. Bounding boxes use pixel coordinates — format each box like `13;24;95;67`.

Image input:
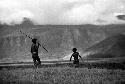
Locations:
85;34;125;58
0;23;125;62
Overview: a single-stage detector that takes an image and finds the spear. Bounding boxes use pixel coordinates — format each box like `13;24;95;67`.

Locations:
19;30;48;52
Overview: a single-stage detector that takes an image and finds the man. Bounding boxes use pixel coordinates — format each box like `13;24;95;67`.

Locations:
31;38;41;67
70;48;82;67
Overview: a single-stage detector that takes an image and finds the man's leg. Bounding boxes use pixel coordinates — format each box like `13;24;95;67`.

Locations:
36;56;41;65
73;60;77;67
76;60;79;67
32;54;37;68
74;60;79;68
33;58;37;67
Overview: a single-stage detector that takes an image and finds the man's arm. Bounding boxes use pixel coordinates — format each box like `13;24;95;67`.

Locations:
79;55;83;61
70;55;73;61
31;44;33;53
37;43;40;48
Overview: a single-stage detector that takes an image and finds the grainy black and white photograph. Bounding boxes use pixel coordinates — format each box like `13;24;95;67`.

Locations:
0;0;125;84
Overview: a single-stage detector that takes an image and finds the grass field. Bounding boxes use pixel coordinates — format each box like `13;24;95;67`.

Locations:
0;62;125;84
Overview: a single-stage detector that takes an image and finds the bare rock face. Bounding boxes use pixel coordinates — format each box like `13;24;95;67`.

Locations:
0;24;125;62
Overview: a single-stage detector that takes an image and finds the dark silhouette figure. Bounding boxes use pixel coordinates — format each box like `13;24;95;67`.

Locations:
31;38;41;67
70;48;82;67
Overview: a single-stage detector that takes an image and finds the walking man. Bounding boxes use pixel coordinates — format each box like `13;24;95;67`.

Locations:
70;48;83;67
31;38;41;67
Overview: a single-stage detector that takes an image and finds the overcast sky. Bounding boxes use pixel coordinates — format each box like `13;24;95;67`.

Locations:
0;0;125;25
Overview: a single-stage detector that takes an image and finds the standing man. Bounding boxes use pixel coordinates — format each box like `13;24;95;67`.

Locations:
31;38;41;67
70;48;83;67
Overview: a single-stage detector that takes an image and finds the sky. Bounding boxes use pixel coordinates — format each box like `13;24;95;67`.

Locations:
0;0;125;25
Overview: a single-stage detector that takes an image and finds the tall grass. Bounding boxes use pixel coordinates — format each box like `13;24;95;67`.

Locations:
0;67;125;84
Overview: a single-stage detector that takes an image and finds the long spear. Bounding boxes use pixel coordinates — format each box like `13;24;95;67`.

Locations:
19;30;48;52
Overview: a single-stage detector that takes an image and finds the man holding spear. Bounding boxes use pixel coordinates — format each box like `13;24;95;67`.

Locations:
31;38;41;67
19;30;48;67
